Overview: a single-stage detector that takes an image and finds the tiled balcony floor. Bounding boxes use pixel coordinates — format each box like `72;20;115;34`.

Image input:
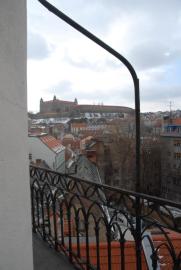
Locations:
33;234;75;270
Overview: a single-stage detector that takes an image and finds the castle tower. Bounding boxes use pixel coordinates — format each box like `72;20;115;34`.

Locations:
40;97;43;113
74;98;78;105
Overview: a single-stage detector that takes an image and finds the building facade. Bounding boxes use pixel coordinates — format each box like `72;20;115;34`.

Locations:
161;124;181;202
40;95;77;117
29;134;65;173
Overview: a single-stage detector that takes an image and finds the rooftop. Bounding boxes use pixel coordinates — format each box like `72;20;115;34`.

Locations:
68;155;100;183
40;135;65;153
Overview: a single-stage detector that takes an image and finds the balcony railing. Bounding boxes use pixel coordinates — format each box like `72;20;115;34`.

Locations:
30;165;181;270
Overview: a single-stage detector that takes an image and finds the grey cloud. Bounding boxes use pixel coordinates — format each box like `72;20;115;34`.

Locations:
103;58;121;69
141;84;181;102
28;32;51;60
112;80;181;105
121;84;181;104
64;0;181;73
46;80;75;100
32;0;181;70
103;1;181;72
53;0;114;34
47;81;126;105
128;41;181;70
97;0;181;14
64;52;120;71
28;0;181;112
64;54;96;70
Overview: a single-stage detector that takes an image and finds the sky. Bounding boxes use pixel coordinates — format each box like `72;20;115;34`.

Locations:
27;0;181;113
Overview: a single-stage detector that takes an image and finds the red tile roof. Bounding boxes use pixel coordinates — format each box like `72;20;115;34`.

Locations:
173;118;181;125
62;137;80;150
50;211;181;269
40;135;65;153
71;230;181;270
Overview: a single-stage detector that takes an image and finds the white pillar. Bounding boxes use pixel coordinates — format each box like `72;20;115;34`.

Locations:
0;1;33;270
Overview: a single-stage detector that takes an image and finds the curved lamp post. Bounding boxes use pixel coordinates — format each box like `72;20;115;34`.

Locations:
37;1;141;189
37;1;142;268
38;0;140;192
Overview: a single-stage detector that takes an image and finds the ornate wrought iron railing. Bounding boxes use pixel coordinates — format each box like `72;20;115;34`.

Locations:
30;165;181;270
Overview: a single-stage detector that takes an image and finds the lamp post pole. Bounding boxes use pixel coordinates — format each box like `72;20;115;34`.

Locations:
37;1;141;268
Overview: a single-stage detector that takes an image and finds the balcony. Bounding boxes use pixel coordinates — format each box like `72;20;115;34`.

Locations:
30;165;181;270
161;125;181;138
33;234;75;270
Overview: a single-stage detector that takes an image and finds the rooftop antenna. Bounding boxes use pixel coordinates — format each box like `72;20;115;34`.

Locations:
169;101;173;124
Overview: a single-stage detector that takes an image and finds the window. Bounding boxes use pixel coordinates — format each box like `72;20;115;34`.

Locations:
174;140;181;147
174;152;181;159
173;178;179;186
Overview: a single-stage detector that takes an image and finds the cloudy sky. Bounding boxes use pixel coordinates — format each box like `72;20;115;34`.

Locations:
27;0;181;112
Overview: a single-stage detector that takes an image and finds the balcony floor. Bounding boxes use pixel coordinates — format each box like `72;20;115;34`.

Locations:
33;234;75;270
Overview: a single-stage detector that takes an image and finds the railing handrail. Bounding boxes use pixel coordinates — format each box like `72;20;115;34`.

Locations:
30;165;181;270
30;165;181;210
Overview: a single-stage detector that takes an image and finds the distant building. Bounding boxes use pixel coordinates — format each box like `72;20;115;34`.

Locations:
39;96;134;118
40;96;77;117
82;138;97;164
29;134;65;173
161;124;181;202
172;117;181;125
62;134;80;154
28;125;47;135
68;155;102;184
48;123;65;139
107;118;135;137
70;119;87;134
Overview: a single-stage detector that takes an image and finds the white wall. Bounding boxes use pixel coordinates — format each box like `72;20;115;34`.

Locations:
29;137;55;169
0;1;33;270
29;137;66;173
55;149;65;173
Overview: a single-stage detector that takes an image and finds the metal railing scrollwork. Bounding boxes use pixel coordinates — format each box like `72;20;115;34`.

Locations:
30;166;181;270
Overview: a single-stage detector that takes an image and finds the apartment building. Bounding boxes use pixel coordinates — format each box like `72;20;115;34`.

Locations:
161;124;181;201
29;134;65;173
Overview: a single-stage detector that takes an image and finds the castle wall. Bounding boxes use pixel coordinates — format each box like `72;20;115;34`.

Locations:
39;98;133;117
40;99;76;116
